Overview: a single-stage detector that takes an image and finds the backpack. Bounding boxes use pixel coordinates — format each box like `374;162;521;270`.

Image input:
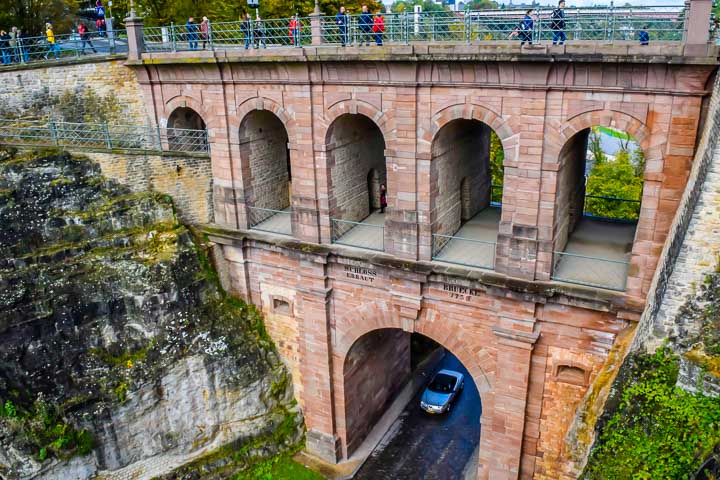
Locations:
373;16;385;33
550;8;563;30
96;6;105;17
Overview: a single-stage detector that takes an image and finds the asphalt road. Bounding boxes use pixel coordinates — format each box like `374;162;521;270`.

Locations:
353;352;482;480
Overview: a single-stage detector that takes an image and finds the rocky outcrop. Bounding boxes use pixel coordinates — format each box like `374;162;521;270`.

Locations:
0;148;301;479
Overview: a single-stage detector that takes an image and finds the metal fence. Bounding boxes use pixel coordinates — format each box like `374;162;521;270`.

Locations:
0;119;209;154
432;233;496;270
0;30;127;66
331;218;384;251
247;206;293;235
142;6;688;52
552;250;629;291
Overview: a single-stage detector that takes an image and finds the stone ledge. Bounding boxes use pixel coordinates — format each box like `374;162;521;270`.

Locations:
135;41;719;66
200;223;646;314
0;53;127;73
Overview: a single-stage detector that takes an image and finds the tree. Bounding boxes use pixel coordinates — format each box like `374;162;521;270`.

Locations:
0;0;79;35
466;0;498;10
391;0;447;13
584;149;643;221
489;130;504;203
588;128;606;166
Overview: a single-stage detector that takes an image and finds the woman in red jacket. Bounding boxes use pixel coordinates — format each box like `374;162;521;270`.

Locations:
372;11;385;46
289;16;301;46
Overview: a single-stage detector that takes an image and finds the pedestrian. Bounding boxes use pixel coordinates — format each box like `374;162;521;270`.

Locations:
241;13;252;49
372;11;385;46
96;0;105;18
17;29;28;62
200;16;210;49
96;18;106;37
335;6;348;46
0;30;10;65
510;10;534;46
44;23;59;59
380;183;387;213
289;15;300;46
254;16;266;49
359;5;373;46
186;17;198;50
550;0;566;45
8;27;17;63
638;25;649;45
78;22;97;54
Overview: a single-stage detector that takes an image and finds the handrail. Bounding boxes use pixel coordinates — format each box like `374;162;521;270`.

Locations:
0;30;127;66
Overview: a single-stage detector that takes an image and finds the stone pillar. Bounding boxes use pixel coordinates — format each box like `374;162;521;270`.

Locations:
124;16;144;61
296;257;341;463
683;0;713;56
310;0;323;46
221;244;251;301
478;322;539;479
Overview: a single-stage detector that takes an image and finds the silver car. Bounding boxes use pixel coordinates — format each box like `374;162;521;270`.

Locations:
420;369;464;414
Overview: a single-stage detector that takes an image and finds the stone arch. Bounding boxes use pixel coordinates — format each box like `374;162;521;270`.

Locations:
163;95;217;130
165;101;210;153
232;96;298;145
334;300;492;397
429;103;518;165
323;100;395;152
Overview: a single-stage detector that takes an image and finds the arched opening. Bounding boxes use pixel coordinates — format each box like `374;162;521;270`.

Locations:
343;329;482;478
429;119;504;270
326;114;387;251
166;107;208;152
551;126;645;291
239;110;292;236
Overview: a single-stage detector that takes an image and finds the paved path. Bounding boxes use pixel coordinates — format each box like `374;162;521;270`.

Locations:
353;353;481;480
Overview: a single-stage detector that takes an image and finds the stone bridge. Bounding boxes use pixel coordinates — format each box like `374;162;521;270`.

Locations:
119;6;718;477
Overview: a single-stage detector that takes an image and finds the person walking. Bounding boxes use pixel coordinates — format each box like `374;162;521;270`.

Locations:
638;25;649;45
510;10;534;46
550;0;566;45
78;22;97;54
186;17;198;50
44;23;59;59
372;11;385;46
200;16;210;49
254;16;266;48
335;6;348;46
241;13;253;49
359;5;373;46
379;183;387;213
8;27;17;63
96;18;106;37
0;31;11;65
16;29;28;62
289;15;301;46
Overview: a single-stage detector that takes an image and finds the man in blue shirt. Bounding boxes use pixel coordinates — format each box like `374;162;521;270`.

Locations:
359;5;373;46
639;25;649;45
336;6;349;46
186;17;199;50
551;0;566;45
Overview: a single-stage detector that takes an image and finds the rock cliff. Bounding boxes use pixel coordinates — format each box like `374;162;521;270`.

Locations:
0;148;301;479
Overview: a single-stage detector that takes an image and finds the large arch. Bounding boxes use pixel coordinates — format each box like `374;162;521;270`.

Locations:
166;105;208;152
429;117;504;269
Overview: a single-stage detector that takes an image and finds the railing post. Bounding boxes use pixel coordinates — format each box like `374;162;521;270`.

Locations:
404;11;409;44
536;7;542;43
104;124;112;149
171;22;177;52
125;14;145;60
49;120;59;146
465;11;471;44
310;0;323;46
608;1;614;42
208;20;214;50
156;125;163;151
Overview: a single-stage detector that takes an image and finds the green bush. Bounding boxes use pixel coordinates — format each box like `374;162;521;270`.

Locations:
583;348;720;479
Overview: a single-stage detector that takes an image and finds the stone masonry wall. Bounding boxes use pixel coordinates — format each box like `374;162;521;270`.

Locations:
0;58;148;125
240;110;290;210
327;114;386;221
343;328;411;456
430;119;490;236
553;130;589;253
634;73;720;349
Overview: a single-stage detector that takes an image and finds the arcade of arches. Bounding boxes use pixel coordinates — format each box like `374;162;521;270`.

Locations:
143;58;712;479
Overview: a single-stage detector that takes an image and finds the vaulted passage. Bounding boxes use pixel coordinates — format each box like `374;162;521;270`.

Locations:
166;106;208;152
239;110;292;235
430;119;503;270
552;126;645;290
326;114;387;251
342;329;481;478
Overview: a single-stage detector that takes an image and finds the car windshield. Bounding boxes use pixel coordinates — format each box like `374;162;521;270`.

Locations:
427;373;456;394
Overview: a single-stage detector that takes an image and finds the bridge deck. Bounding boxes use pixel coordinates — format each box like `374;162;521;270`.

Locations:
433;207;500;269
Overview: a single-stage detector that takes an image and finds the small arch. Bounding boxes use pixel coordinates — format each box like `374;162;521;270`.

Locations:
166;106;208;152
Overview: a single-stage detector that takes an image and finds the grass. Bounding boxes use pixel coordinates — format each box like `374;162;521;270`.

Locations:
231;454;324;480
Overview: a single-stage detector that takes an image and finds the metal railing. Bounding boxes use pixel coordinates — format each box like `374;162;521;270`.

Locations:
0;30;127;66
583;194;642;222
331;218;384;251
0;119;209;154
431;233;496;269
552;250;629;291
142;6;688;52
247;206;293;235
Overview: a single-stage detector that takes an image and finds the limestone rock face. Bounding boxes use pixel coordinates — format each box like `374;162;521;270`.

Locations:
0;149;299;479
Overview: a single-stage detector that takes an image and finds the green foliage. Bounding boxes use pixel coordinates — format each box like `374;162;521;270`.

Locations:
230;453;323;480
391;0;447;13
585;145;644;221
583;348;720;479
465;0;499;10
0;0;79;36
489;130;504;203
588;130;606;166
0;399;94;461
